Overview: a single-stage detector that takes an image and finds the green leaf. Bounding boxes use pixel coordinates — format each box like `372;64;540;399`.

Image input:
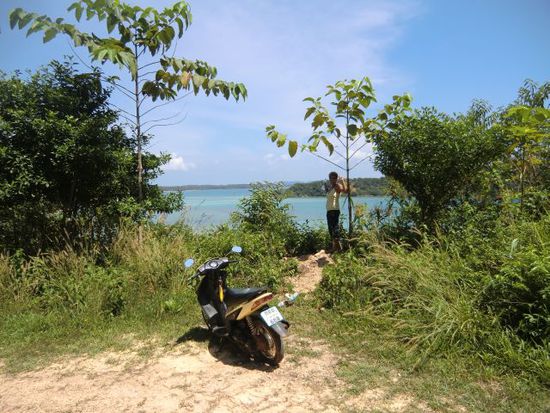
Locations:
304;107;315;120
9;8;23;30
158;28;170;45
43;28;57;43
312;112;325;129
176;17;184;37
107;14;117;33
26;21;43;37
347;124;358;136
75;4;83;21
96;49;108;61
238;83;247;99
18;13;34;29
321;136;334;155
288;140;298;157
165;26;175;43
180;72;191;88
192;74;205;89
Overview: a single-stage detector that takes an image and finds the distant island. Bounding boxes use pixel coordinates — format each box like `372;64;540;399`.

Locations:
160;183;250;191
161;177;388;197
286;177;388;197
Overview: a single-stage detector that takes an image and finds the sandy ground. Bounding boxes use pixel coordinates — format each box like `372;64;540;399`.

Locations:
0;252;430;413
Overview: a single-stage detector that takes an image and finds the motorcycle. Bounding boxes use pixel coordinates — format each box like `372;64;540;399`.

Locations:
184;246;290;365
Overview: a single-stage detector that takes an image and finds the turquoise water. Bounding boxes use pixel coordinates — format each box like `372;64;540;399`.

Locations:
161;188;388;229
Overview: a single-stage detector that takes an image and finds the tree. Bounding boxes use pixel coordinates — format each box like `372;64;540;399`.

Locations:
501;80;550;211
372;107;506;230
0;60;178;253
9;0;247;204
266;77;411;235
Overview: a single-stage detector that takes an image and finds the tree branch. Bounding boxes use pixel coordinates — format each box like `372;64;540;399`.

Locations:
67;41;136;99
332;146;347;160
349;154;374;171
332;131;346;147
349;141;370;160
140;92;192;117
349;135;366;149
141;110;185;126
138;71;158;82
110;103;137;118
310;152;345;170
138;60;161;71
142;114;188;134
118;113;138;125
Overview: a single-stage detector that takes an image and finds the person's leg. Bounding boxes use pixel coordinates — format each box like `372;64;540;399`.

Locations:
327;210;339;251
332;210;341;252
326;211;333;251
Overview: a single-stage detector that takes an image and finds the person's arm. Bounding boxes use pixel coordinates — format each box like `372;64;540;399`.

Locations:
335;178;349;193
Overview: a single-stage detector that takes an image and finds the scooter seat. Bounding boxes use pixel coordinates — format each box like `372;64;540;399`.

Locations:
225;287;267;307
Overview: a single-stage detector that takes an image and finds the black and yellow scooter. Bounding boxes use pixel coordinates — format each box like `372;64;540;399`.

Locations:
185;246;290;365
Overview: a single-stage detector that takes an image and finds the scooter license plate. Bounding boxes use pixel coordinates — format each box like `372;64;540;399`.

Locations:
260;307;284;326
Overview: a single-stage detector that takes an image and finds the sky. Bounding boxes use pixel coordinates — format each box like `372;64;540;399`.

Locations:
1;0;549;185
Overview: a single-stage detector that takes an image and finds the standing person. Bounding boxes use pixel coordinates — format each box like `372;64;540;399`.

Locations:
325;171;348;252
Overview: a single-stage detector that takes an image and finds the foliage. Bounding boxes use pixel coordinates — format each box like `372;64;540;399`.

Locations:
315;221;550;384
9;0;247;200
373;107;507;230
266;77;411;235
0;61;181;253
480;217;550;344
230;182;327;255
498;105;550;207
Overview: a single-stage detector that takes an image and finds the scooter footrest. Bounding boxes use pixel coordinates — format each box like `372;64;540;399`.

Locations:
212;326;229;337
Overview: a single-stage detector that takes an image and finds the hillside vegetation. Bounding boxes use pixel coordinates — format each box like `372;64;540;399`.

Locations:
287;177;388;197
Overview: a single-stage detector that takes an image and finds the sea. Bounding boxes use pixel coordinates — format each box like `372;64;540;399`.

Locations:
160;188;389;229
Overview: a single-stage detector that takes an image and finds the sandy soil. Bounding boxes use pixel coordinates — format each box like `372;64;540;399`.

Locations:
0;252;430;413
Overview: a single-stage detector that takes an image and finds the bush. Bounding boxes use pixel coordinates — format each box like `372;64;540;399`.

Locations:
316;226;550;383
481;218;550;344
231;182;328;255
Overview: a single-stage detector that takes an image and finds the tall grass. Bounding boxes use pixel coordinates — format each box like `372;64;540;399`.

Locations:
317;217;550;385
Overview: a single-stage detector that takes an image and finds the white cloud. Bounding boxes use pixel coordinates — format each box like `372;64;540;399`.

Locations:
263;152;292;165
139;0;422;183
176;0;422;135
163;154;196;171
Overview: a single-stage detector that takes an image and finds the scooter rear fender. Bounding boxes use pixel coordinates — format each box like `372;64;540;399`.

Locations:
251;310;290;338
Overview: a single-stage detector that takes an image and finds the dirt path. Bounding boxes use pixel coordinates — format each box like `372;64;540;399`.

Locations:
0;252;429;413
290;250;333;294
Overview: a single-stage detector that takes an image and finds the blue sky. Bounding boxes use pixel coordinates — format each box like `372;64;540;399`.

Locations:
1;0;549;185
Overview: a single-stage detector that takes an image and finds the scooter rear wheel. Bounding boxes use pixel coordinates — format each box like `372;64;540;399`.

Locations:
255;323;284;366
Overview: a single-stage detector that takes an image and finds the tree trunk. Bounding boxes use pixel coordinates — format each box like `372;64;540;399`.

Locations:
345;112;353;237
134;46;143;243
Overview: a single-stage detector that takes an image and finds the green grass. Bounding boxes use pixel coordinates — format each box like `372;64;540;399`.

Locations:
1;210;549;413
1;269;548;412
284;302;550;413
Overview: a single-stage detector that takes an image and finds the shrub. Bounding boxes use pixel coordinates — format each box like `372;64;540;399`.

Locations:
481;219;550;344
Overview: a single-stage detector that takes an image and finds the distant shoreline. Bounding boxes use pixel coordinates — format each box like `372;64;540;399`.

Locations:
160;184;250;191
160;177;388;197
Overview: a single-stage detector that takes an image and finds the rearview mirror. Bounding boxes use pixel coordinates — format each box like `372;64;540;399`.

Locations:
231;245;242;253
184;258;194;268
